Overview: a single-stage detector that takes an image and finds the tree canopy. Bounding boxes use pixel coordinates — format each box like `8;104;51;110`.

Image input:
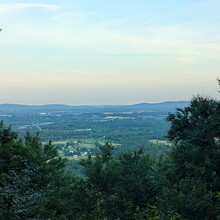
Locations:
166;95;220;219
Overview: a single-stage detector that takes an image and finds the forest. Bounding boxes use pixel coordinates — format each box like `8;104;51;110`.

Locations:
0;88;220;219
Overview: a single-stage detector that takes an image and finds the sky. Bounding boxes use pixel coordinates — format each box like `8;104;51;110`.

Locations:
0;0;220;105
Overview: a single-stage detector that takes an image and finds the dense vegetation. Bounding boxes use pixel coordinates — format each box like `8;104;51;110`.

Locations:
0;92;219;219
0;102;188;151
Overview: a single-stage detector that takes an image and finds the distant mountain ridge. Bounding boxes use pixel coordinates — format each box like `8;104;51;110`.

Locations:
126;101;189;107
0;101;189;114
0;101;189;108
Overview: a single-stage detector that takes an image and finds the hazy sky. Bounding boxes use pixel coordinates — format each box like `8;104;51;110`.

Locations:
0;0;219;105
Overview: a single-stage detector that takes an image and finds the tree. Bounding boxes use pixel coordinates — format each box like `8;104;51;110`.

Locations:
218;78;220;93
81;143;160;220
110;148;160;219
0;122;67;219
166;95;220;219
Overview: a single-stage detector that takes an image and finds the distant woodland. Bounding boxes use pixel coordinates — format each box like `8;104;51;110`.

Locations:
0;83;220;219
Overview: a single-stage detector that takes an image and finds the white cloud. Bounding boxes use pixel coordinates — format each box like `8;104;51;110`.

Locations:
0;3;58;13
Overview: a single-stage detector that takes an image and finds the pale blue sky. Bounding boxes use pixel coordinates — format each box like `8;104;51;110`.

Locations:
0;0;219;105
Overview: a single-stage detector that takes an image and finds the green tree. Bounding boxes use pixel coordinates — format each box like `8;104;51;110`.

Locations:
80;142;117;219
0;122;67;219
81;143;160;220
166;95;220;219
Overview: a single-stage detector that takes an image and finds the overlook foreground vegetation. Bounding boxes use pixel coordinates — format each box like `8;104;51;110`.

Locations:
0;91;220;219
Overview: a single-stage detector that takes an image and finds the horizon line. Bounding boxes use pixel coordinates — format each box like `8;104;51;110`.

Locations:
0;100;190;107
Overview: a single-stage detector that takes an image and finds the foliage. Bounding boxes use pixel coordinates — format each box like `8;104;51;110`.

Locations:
80;143;162;219
0;122;66;219
166;95;220;219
